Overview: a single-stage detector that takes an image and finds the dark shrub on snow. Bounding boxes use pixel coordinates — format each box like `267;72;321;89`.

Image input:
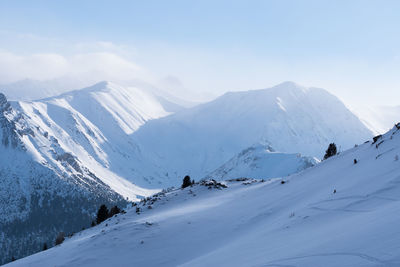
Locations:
182;175;192;188
323;143;337;160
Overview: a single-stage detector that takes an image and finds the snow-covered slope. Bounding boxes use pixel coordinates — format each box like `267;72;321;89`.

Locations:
205;143;318;180
13;81;173;190
130;82;373;183
9;124;400;266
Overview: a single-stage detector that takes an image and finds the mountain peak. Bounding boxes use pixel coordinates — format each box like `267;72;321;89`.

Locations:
81;80;113;92
47;81;116;99
274;81;302;88
270;81;308;94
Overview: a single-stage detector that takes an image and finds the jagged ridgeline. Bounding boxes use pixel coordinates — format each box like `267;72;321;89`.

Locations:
0;93;128;264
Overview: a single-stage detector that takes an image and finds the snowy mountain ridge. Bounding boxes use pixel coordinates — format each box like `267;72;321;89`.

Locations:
12;81;172;192
130;81;373;183
5;80;369;192
8;124;400;267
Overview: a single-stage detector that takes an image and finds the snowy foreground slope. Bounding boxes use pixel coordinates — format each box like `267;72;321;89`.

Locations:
9;125;400;267
131;81;373;182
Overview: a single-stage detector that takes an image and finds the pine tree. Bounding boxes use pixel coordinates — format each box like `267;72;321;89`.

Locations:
323;143;337;160
96;204;109;224
182;175;192;188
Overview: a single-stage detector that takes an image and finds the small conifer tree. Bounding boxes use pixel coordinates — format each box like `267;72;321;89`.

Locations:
324;143;337;160
96;204;109;224
182;175;192;188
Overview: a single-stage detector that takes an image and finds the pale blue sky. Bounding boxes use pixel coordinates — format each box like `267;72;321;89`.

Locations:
0;0;400;106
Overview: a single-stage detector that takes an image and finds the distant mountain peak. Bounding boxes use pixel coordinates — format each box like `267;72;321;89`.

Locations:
69;80;114;94
91;80;111;88
273;81;303;88
268;81;310;95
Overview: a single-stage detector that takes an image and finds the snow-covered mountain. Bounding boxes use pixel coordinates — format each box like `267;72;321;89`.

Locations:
130;81;373;183
0;78;198;111
8;124;400;267
0;81;375;264
0;92;129;264
205;144;318;180
0;81;176;264
12;81;177;190
1;81;372;190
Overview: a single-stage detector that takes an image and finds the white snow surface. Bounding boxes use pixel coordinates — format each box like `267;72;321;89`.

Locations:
9;125;400;267
205;143;319;180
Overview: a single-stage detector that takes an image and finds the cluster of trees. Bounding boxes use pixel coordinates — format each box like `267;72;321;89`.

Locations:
94;204;121;225
36;204;122;257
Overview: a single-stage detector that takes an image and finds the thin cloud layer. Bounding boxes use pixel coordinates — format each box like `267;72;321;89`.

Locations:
0;50;148;84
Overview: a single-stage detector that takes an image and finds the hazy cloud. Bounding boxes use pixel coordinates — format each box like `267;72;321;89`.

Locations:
0;50;148;84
